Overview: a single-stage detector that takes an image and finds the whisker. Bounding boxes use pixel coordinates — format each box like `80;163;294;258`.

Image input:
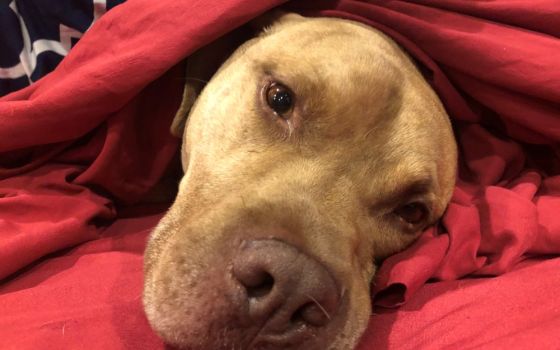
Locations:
305;293;331;320
184;76;209;84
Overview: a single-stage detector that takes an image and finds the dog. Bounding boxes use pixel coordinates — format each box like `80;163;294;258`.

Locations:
143;12;457;350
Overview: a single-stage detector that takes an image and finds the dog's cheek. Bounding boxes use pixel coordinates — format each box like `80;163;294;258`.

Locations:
370;223;419;260
144;215;177;277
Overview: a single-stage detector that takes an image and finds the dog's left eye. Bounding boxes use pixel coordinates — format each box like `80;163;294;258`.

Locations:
266;83;293;115
394;202;428;225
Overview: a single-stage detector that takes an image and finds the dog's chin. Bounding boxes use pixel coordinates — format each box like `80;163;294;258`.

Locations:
144;281;353;349
145;294;364;350
143;245;368;350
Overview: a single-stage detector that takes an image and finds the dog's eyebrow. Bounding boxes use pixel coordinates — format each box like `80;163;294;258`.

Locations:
379;178;433;207
398;178;431;198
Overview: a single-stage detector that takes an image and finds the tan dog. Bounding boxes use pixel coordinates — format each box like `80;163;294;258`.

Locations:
143;13;457;350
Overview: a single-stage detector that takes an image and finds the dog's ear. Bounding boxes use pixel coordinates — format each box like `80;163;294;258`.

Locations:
171;49;219;137
170;27;249;137
170;66;198;137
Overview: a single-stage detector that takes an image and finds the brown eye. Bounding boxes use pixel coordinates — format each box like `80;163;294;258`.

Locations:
394;202;428;225
266;83;293;115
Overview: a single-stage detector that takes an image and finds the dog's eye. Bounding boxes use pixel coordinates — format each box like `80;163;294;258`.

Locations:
266;83;293;115
394;202;428;225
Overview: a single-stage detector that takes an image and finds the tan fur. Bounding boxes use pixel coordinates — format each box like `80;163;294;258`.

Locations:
144;13;457;350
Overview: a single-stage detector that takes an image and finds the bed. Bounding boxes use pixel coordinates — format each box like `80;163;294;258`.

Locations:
1;0;559;349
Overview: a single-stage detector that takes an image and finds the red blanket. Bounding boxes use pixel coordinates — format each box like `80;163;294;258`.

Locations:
1;0;559;346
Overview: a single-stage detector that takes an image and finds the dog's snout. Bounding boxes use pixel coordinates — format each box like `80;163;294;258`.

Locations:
232;239;340;345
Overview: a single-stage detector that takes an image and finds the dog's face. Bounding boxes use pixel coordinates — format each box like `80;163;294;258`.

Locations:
144;14;456;350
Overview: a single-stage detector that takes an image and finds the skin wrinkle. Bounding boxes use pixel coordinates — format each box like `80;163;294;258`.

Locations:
143;13;457;350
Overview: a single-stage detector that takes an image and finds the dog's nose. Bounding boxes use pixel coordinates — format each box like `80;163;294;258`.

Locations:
232;239;340;343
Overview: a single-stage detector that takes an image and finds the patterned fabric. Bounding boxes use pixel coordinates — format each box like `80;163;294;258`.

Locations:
0;0;125;96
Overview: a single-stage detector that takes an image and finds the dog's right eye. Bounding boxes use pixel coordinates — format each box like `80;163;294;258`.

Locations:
265;83;294;116
394;202;428;226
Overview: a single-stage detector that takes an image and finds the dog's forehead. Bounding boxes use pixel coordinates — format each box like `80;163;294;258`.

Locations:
253;17;399;65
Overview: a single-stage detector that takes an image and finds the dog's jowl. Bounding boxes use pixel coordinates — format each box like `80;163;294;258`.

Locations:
143;13;457;350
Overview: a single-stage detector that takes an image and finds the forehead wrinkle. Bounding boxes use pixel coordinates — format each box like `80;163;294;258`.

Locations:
368;154;437;194
290;28;356;49
253;61;326;113
255;24;389;68
368;169;435;208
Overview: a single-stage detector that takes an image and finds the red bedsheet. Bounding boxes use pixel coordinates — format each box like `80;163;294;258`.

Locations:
1;0;559;348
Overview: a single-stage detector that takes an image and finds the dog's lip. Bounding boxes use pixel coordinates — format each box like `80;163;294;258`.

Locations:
248;327;317;349
245;315;339;350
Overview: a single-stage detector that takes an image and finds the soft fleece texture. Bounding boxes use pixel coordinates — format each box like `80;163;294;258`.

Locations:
1;0;559;348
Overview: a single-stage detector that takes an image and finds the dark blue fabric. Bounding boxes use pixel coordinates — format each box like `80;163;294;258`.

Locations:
0;0;126;97
0;3;23;68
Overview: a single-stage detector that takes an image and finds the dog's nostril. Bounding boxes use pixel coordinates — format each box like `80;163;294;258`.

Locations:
246;272;274;299
291;301;331;327
233;259;276;299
